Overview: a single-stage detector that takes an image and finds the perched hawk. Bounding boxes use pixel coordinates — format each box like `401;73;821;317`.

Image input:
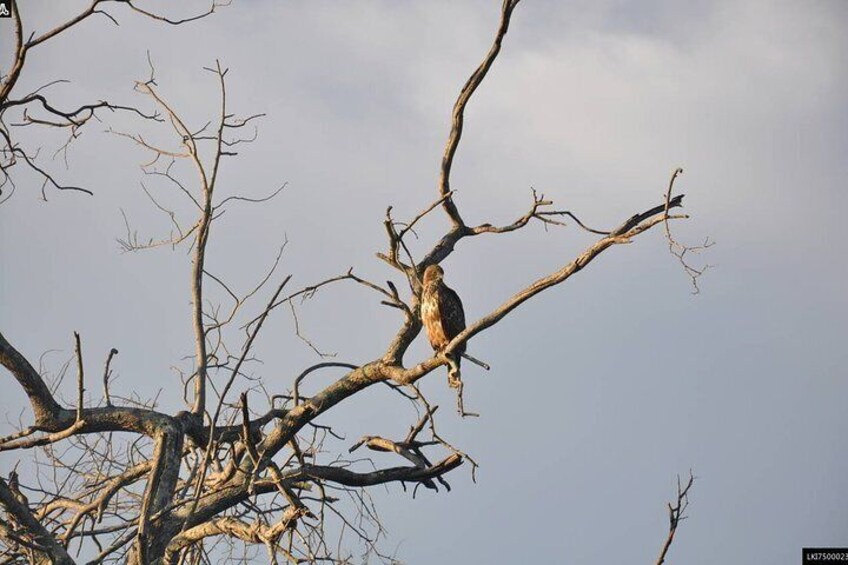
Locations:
420;264;466;387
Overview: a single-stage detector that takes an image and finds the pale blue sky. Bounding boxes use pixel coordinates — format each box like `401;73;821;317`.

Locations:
2;1;847;563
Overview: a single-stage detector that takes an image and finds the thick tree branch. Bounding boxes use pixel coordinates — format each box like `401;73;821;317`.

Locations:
135;422;185;562
0;332;62;425
294;454;462;488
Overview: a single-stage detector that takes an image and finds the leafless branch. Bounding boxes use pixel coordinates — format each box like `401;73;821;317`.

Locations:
73;332;85;422
656;471;695;565
663;168;713;293
438;0;522;226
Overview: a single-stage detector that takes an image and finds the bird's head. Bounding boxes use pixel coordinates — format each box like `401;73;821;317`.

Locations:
422;264;444;285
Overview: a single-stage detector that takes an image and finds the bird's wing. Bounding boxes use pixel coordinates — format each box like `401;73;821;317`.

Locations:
439;284;466;353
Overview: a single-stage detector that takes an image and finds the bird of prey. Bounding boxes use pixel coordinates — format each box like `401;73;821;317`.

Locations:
420;264;466;387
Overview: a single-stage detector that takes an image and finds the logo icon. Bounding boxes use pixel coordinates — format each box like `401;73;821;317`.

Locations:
0;1;12;18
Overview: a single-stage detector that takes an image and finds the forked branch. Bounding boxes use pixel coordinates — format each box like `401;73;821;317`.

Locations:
656;471;695;565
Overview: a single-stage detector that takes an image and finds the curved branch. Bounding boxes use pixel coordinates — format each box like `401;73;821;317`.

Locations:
293;362;359;406
119;0;226;26
0;332;183;442
438;0;521;226
0;331;62;425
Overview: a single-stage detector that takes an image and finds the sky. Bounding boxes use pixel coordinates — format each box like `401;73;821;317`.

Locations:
1;0;847;563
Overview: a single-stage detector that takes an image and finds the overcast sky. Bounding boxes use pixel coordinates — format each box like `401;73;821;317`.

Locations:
2;1;847;563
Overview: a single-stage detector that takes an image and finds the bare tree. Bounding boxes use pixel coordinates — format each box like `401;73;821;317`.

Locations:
0;1;705;563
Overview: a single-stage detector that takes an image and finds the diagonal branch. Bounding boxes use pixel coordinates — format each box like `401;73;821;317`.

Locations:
447;196;686;359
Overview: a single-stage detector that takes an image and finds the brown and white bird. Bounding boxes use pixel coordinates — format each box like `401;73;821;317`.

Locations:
420;264;466;387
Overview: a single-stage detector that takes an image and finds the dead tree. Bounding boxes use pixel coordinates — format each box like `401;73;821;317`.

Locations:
0;1;705;563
